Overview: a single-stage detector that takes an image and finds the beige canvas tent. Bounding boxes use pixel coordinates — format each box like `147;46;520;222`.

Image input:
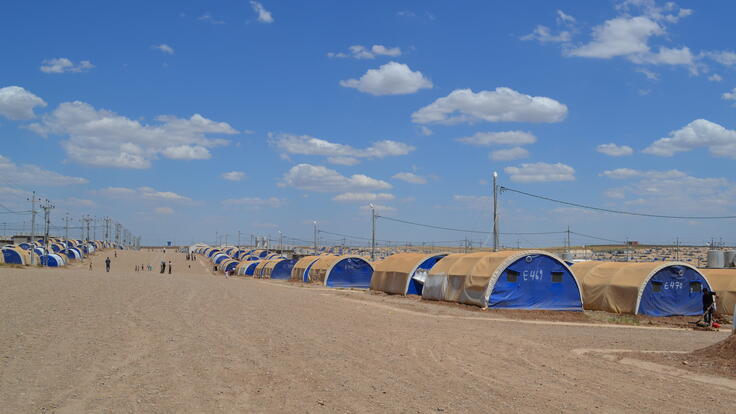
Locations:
306;255;374;288
573;261;711;316
291;255;321;282
370;252;447;295
700;269;736;315
422;251;582;310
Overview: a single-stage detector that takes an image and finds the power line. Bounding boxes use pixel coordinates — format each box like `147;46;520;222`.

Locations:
376;215;490;234
500;186;736;220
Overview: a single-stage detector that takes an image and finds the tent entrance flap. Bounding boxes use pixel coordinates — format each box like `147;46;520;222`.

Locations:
326;258;373;288
637;266;710;316
489;254;582;311
408;255;445;295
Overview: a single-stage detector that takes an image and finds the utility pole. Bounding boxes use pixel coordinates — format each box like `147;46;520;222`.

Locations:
28;191;38;266
279;231;283;253
370;203;376;261
313;221;318;255
40;199;54;266
492;172;499;252
566;225;571;255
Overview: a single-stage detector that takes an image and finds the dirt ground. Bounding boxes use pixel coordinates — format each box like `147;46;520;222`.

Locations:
1;249;735;413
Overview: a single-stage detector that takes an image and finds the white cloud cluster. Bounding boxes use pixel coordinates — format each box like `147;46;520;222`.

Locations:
456;131;537;146
596;143;634;156
99;186;192;202
0;86;47;120
412;88;567;124
708;74;723;82
392;172;427;184
643;119;736;158
457;130;536;162
152;44;175;55
40;58;94;74
504;162;575;182
340;62;432;96
0;154;88;186
250;1;274;23
268;133;413;165
332;192;395;202
490;147;529;161
328;45;401;59
703;51;736;67
221;197;284;209
722;88;736;102
29;101;237;168
279;164;391;192
521;25;572;43
600;167;736;213
221;171;246;181
198;12;225;24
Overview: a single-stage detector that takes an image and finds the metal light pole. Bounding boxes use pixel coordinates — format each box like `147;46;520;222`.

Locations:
313;221;318;255
370;203;376;261
492;172;499;252
28;191;37;265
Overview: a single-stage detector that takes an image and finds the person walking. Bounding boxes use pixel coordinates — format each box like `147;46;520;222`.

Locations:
160;261;165;274
105;257;111;272
168;261;172;275
702;288;718;327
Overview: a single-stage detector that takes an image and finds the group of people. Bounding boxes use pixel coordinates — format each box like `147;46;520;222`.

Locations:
134;264;154;272
186;253;196;261
160;260;172;274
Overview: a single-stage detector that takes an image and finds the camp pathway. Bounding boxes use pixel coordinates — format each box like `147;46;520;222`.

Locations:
0;251;734;413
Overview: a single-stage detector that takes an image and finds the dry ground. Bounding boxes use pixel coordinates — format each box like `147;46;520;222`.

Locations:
1;249;735;413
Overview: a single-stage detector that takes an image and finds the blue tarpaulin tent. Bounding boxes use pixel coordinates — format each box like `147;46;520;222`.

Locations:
422;251;583;310
307;256;374;288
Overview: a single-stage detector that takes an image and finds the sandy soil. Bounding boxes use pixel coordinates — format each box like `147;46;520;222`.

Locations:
1;249;735;413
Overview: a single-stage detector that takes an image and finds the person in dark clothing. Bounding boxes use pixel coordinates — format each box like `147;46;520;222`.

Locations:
168;261;172;275
702;288;717;326
160;261;165;274
105;257;111;272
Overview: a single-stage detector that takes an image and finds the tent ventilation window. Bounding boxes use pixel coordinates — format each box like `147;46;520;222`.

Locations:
652;281;663;293
506;270;519;283
690;282;702;293
551;272;563;283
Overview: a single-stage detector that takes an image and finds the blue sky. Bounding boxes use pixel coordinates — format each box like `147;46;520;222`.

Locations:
1;0;736;247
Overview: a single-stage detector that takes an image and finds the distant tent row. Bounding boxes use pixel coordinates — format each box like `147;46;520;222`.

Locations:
193;244;735;316
1;238;116;267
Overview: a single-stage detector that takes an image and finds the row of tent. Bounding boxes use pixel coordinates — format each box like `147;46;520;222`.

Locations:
193;245;736;317
1;239;117;267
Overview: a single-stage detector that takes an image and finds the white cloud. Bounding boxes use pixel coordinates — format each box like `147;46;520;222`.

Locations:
340;61;432;96
412;88;567;124
600;168;736;213
152;44;175;55
556;10;576;25
250;1;274;23
268;133;414;164
596;143;634;156
456;130;536;146
642;119;736;158
392;172;427;184
29;101;236;168
98;186;191;202
332;192;395;202
221;171;246;181
600;168;685;180
708;74;723;82
359;204;396;213
154;207;174;215
40;58;94;74
419;126;433;136
279;164;392;193
565;8;697;72
0;86;47;120
327;44;402;59
221;197;284;209
703;51;736;67
521;25;572;43
490;147;529;161
0;154;88;186
198;12;225;24
504;162;575;182
722;88;736;101
636;68;659;80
